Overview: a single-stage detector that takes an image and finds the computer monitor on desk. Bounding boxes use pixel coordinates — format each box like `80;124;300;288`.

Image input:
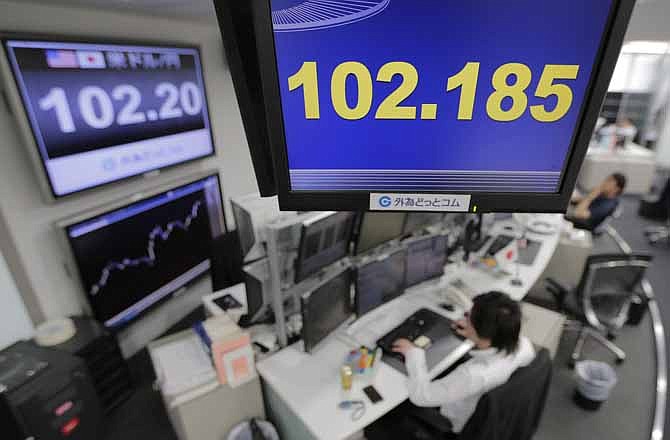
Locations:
405;234;449;288
300;268;353;353
294;212;355;283
355;212;407;255
354;248;407;317
403;213;446;236
230;193;297;263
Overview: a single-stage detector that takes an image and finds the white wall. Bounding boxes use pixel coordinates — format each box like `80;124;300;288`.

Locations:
623;1;670;169
624;1;670;43
0;1;259;355
0;247;33;350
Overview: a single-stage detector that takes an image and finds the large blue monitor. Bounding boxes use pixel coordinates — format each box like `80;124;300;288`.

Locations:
234;0;636;212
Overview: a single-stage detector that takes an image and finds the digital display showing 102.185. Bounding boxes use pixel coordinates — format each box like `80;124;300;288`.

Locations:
269;0;619;202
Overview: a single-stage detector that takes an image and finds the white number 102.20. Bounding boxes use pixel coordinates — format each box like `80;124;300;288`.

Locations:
37;81;203;134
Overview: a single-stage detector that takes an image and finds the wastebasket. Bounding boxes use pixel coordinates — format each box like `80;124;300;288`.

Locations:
227;418;280;440
573;360;618;410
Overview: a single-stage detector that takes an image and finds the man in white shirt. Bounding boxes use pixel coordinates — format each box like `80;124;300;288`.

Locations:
392;291;536;434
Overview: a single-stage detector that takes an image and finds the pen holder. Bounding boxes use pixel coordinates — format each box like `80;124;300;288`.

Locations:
343;348;382;387
359;357;382;386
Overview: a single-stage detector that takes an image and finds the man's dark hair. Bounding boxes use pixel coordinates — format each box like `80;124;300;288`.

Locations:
470;291;522;354
611;172;627;195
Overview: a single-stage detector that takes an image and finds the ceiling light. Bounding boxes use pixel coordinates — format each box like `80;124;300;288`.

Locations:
622;41;670;54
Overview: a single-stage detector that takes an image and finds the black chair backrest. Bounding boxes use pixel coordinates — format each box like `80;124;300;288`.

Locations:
573;253;652;331
459;348;552;440
576;253;652;293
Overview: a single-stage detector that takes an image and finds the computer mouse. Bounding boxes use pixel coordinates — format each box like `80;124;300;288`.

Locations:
440;303;455;312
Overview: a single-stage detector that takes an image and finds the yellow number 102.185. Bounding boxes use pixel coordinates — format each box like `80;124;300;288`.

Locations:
288;61;580;123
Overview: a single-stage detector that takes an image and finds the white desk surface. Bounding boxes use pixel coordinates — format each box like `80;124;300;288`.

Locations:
257;215;563;440
586;142;655;160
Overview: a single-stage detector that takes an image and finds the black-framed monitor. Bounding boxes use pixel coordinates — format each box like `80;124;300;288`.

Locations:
231;199;256;261
355;212;406;255
300;267;353;353
354;248;406;317
227;0;636;212
1;35;215;199
403;213;445;235
62;173;226;329
405;234;449;288
295;211;355;283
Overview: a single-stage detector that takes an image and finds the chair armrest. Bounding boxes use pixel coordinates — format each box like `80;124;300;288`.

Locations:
545;278;571;311
407;407;454;435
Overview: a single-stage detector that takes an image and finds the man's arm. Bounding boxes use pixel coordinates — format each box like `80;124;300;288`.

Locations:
404;347;480;407
573;185;602;220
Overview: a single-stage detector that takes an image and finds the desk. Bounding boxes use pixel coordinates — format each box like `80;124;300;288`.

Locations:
257;215;562;440
578;142;656;195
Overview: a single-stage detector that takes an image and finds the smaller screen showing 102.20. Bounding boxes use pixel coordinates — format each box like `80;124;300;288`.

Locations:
5;40;214;196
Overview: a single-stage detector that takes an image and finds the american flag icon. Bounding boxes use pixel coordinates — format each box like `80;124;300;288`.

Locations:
45;50;78;68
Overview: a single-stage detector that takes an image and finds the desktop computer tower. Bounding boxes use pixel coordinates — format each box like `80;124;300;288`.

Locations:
46;317;133;413
211;231;245;291
0;341;102;440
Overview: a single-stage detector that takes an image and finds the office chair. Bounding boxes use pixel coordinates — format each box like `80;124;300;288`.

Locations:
592;204;623;236
402;348;552;440
644;183;669;245
546;253;653;367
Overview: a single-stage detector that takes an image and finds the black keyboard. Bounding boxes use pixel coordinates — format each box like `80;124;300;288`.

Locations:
377;308;456;361
486;235;515;256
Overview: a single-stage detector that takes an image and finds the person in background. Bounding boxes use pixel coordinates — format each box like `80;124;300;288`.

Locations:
391;291;535;435
599;118;638;149
568;173;627;231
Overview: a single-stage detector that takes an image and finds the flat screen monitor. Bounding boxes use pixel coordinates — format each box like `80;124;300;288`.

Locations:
1;37;215;198
355;212;406;255
231;199;256;261
355;248;406;317
229;193;291;263
405;234;449;288
243;0;635;212
64;174;226;329
403;213;445;235
295;211;355;283
300;268;353;353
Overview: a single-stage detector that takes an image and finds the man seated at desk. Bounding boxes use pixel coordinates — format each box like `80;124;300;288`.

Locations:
566;172;626;231
391;292;535;436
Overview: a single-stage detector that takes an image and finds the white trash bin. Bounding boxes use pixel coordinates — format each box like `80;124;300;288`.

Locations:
574;360;618;410
227;419;280;440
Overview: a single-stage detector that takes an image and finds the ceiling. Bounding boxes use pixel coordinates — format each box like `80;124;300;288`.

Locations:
21;0;217;22
14;0;670;41
625;0;670;42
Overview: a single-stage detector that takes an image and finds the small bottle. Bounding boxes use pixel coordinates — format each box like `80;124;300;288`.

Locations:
340;365;353;391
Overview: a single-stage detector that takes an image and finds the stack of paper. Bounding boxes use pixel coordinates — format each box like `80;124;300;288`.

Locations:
151;334;217;398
